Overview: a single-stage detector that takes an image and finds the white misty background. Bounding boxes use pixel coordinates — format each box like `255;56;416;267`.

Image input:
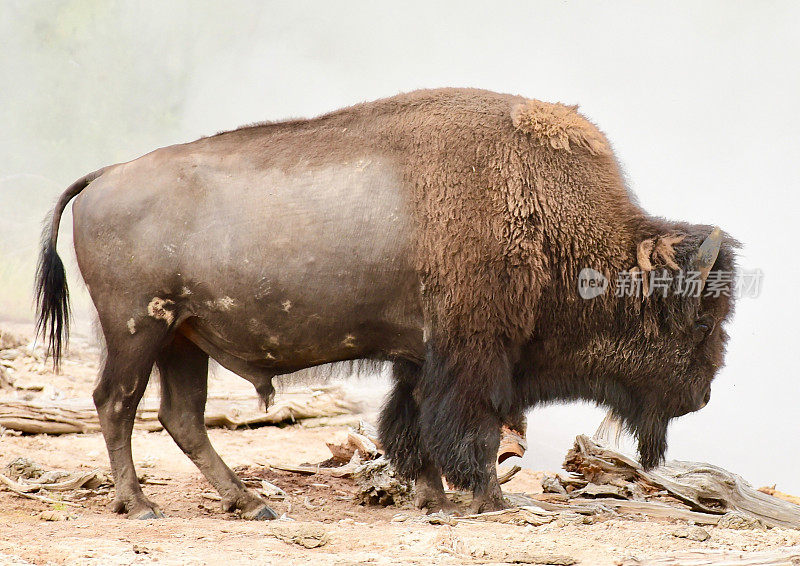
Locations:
1;2;798;492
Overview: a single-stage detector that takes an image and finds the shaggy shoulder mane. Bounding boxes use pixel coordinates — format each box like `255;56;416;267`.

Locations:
511;99;610;156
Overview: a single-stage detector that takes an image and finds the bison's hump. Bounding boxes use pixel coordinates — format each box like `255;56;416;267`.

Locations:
511;99;611;156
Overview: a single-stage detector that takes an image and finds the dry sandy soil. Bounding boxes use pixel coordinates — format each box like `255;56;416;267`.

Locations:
1;323;799;565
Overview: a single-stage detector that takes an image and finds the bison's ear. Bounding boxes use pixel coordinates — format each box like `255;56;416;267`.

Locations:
636;233;686;272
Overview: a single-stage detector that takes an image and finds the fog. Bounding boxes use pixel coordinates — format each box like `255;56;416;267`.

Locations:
2;2;798;491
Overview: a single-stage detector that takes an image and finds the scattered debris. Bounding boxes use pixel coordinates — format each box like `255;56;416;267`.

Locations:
0;457;110;508
563;435;800;529
325;419;382;464
353;456;412;506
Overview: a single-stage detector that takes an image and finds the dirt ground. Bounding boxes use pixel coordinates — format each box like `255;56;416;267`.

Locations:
1;323;799;565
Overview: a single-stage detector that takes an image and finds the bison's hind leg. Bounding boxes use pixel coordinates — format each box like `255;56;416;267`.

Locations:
156;332;277;520
378;360;458;514
93;319;170;519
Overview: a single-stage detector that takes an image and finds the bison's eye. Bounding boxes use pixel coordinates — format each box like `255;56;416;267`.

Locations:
693;316;715;341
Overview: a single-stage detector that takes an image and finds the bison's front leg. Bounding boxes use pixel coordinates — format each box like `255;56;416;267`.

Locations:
379;362;458;514
468;456;507;513
417;343;511;514
156;334;277;520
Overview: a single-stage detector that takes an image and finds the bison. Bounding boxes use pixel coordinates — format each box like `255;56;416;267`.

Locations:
36;88;736;519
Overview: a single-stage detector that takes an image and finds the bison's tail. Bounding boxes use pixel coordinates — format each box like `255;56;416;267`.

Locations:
35;168;105;369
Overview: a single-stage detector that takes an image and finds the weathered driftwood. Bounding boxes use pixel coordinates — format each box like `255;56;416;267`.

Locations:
620;546;800;566
0;386;363;435
0;474;82;507
564;434;800;529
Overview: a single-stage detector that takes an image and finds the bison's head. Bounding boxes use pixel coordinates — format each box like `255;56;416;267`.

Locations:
524;225;738;470
602;225;738;468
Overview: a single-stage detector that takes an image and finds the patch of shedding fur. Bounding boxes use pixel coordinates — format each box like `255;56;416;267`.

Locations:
511;99;610;155
282;300;292;312
204;296;236;311
147;297;175;325
342;334;356;348
180;286;192;296
126;318;136;335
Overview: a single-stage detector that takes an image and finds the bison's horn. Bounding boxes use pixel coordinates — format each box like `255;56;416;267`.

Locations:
695;227;723;285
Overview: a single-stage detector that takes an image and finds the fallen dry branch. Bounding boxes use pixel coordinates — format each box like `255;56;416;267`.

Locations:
564;435;800;529
497;465;522;485
0;386;364;435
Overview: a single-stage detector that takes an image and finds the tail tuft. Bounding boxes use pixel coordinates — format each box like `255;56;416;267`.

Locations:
33;167;105;370
35;235;70;369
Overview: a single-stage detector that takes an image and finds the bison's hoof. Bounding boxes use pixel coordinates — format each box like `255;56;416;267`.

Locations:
468;496;509;515
112;496;165;520
242;504;278;521
132;508;166;520
415;494;460;515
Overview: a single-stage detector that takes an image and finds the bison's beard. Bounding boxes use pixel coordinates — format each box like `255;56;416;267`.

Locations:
633;414;669;470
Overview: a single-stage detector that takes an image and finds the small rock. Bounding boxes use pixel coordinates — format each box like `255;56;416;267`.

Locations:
268;521;329;548
717;511;767;530
542;474;568;495
38;510;76;522
426;512;458;526
672;525;710;541
0;349;20;361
